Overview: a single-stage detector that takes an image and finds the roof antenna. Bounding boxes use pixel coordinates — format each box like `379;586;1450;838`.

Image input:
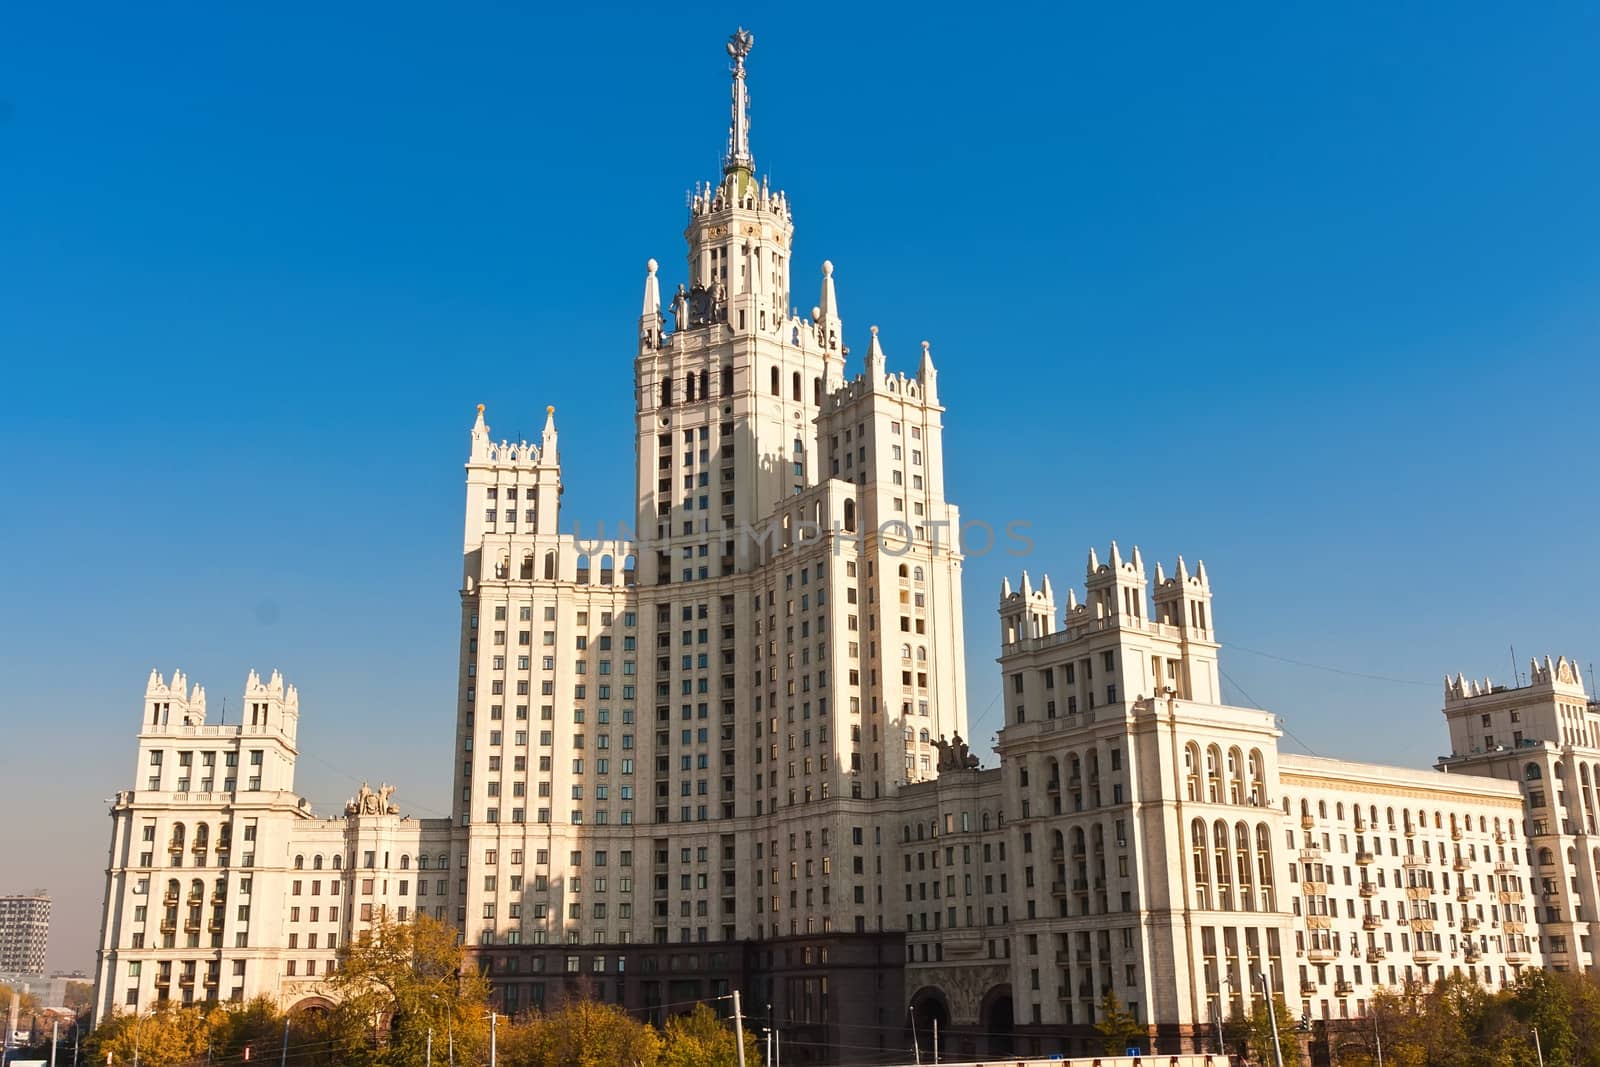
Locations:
1510;644;1520;687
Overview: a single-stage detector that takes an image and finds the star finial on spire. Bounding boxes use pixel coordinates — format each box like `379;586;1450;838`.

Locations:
723;29;756;179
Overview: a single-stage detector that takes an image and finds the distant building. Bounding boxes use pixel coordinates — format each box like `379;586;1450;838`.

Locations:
0;893;50;975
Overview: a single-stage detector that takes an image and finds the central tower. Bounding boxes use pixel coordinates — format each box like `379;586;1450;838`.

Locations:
635;29;846;579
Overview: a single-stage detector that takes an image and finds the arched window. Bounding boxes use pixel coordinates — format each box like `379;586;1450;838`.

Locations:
914;566;925;581
1228;747;1244;805
294;854;304;870
1191;820;1210;885
685;373;697;402
600;554;615;584
792;371;801;401
544;551;556;580
770;366;780;395
722;365;734;395
576;554;591;582
898;563;909;578
843;500;857;533
814;377;822;406
1539;847;1555;866
899;643;911;659
1526;763;1543;780
1205;746;1222;803
660;377;673;407
916;646;927;662
919;729;930;743
332;855;343;870
400;855;411;870
1184;743;1201;802
699;369;709;400
520;552;534;580
982;812;991;831
313;854;323;870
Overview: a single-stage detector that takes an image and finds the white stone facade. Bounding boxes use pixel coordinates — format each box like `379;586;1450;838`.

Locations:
90;28;1597;1063
92;670;451;1020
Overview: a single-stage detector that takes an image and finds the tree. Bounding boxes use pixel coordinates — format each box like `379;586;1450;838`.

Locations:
62;981;94;1019
501;997;662;1067
326;910;491;1067
1094;990;1145;1055
660;1003;762;1067
85;1005;210;1067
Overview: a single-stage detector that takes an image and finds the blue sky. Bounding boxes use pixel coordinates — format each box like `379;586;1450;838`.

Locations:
3;4;1598;973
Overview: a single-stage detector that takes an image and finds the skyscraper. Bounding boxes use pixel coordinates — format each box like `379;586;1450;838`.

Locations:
0;892;51;975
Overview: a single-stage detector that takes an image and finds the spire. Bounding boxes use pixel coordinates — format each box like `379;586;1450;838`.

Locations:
818;261;838;322
1020;570;1033;597
866;325;886;377
542;405;559;464
1175;555;1189;581
1086;546;1099;575
641;258;660;319
723;28;756;180
1131;544;1144;574
1109;541;1123;568
1000;575;1012;599
1155;560;1166;584
1041;572;1054;599
918;341;938;404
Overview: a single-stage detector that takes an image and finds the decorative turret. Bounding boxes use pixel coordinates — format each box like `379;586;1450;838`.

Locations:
999;569;1056;646
1083;540;1148;622
144;668;201;730
1152;553;1214;637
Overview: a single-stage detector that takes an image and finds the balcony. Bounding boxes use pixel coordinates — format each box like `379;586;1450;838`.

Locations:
1405;825;1417;838
1507;949;1533;965
1308;945;1338;964
168;841;185;853
1302;880;1327;895
1499;890;1524;904
1359;883;1377;898
1414;948;1441;964
1494;832;1507;845
1050;848;1064;862
203;974;219;987
1300;980;1317;996
154;975;170;988
1363;915;1381;931
1299;847;1324;862
1045;779;1061;796
1366;948;1386;964
1452;827;1464;841
1461;918;1480;933
1301;815;1316;830
163;892;180;906
1335;982;1354;997
159;919;176;934
1355;851;1374;865
1050;881;1069;898
1452;858;1469;873
1054;950;1070;965
1456;888;1474;903
1402;855;1426;868
183;917;201;933
1494;861;1515;875
1463;948;1482;964
208;919;224;933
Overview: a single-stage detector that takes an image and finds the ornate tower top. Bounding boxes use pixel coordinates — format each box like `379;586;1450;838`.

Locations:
724;28;755;179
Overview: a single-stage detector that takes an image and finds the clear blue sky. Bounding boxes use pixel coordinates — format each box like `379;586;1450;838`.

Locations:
3;4;1598;974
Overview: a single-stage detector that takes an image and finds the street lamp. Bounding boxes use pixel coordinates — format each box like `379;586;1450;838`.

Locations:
1256;972;1284;1067
430;995;454;1067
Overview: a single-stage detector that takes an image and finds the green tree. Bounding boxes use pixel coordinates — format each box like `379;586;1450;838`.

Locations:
660;1003;762;1067
326;910;491;1067
501;997;662;1067
1094;990;1146;1054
